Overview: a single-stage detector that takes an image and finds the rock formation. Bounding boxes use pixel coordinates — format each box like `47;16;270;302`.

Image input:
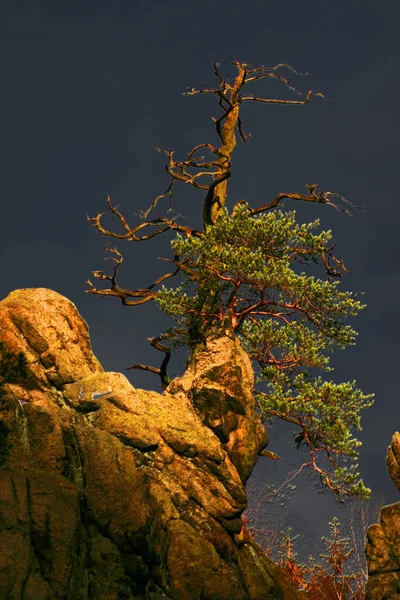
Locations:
0;288;299;599
365;432;400;599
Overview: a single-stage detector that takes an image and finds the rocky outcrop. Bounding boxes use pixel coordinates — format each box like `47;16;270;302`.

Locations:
365;432;400;599
0;288;299;600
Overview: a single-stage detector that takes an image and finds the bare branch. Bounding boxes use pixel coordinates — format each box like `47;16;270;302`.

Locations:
237;114;248;143
187;142;220;159
88;194;203;241
85;243;180;306
244;184;365;218
126;336;171;389
242;62;309;78
139;178;174;220
213;61;226;87
241;89;328;105
321;243;352;278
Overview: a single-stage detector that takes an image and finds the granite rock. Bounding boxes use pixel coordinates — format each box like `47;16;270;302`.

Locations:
365;432;400;599
0;288;299;600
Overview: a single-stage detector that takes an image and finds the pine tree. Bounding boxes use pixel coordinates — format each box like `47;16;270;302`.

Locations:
87;61;374;501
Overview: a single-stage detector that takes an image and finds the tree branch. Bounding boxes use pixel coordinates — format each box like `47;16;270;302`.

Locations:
126;336;171;389
256;393;353;498
85;243;180;306
240;89;327;105
87;194;203;241
243;184;365;218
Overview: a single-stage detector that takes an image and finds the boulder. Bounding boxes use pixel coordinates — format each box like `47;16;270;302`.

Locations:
0;288;299;599
365;432;400;599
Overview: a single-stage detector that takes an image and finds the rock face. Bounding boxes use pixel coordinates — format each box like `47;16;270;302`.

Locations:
0;288;299;600
365;432;400;599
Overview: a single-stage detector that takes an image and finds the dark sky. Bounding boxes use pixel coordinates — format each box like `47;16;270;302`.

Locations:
2;0;400;564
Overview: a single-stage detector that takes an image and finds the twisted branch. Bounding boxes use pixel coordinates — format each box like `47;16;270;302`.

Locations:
87;194;203;242
126;336;171;389
85;243;180;306
240;183;365;219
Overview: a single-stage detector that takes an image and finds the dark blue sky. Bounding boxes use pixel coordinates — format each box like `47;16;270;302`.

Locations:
2;0;400;563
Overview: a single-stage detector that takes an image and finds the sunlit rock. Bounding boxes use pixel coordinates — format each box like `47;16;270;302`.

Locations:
365;432;400;599
0;288;299;599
